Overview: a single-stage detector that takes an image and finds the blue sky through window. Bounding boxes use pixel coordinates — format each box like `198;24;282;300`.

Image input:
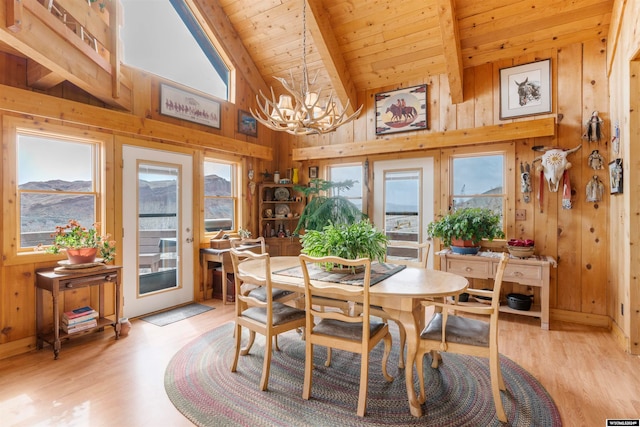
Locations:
120;0;228;99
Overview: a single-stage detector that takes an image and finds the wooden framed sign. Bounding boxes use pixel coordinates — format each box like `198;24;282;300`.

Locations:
160;83;221;129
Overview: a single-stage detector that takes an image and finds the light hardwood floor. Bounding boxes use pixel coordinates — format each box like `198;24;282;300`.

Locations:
1;300;639;426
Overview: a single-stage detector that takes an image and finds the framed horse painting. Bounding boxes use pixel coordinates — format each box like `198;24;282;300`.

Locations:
499;59;551;119
375;85;428;135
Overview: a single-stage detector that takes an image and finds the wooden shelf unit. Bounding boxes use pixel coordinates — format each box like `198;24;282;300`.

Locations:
258;183;304;256
438;250;556;329
35;265;122;359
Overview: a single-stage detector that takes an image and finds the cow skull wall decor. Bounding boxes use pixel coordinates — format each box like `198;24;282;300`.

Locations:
532;145;582;192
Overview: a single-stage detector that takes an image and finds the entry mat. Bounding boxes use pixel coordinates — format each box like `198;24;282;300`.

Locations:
140;303;214;327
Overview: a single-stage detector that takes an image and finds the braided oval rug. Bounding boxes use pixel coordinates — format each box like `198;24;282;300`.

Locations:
165;323;561;427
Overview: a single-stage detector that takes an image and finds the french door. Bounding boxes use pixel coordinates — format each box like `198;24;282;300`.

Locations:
372;157;435;268
122;145;194;318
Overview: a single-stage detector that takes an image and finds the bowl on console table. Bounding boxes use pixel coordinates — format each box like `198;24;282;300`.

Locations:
507;245;535;258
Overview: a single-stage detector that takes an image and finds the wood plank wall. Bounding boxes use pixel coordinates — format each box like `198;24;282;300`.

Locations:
0;50;281;359
0;35;617;359
607;0;640;354
288;38;611;328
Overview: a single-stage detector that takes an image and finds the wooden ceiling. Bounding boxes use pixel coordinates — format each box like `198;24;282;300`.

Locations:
0;0;613;112
217;0;613;108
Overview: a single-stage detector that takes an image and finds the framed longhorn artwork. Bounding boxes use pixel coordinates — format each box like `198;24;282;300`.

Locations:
499;59;552;119
375;85;428;135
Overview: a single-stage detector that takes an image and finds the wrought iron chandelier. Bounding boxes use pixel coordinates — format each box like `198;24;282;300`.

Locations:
250;0;362;136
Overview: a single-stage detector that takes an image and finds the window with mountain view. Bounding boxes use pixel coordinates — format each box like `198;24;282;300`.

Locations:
204;160;236;232
17;133;99;250
450;154;505;220
120;0;229;100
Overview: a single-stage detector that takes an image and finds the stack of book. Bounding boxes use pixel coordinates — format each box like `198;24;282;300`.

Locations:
62;306;98;334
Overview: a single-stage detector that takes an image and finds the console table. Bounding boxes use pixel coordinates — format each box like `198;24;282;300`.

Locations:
200;244;262;304
35;265;122;359
438;250;556;329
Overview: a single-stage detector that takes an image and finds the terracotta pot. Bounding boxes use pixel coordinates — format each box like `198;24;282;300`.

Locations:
450;238;480;255
450;238;477;247
66;247;98;264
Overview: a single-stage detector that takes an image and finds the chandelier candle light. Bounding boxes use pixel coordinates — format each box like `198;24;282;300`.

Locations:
251;0;362;135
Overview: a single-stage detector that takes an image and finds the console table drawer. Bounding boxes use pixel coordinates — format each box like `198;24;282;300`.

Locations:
501;264;543;283
58;273;118;290
444;259;491;279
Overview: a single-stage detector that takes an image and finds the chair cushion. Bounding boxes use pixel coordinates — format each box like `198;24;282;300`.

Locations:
421;313;490;347
242;302;305;326
313;318;386;341
247;286;293;302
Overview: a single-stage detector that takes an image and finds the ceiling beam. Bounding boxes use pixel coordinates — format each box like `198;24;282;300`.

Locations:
436;0;464;104
292;117;556;161
192;0;271;101
0;83;273;160
305;0;359;115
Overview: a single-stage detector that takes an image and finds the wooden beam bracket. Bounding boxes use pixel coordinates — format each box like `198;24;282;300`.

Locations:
7;0;24;32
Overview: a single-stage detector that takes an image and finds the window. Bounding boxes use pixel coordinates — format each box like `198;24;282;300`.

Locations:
3;118;109;259
442;143;515;237
328;164;364;211
383;169;421;241
204;160;237;232
120;0;230;100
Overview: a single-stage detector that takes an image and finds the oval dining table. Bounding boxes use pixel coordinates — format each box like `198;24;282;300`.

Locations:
237;255;469;417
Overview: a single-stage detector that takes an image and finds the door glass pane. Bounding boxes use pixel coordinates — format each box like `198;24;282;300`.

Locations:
138;163;179;295
384;170;421;261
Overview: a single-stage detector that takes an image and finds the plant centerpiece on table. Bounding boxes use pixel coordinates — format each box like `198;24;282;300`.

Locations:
300;220;388;271
295;179;387;271
427;207;504;255
40;219;116;264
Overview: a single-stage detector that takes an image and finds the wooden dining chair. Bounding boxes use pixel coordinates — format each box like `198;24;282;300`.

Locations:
231;237;298;311
415;252;509;422
230;236;267;252
299;254;394;417
229;249;306;391
354;240;431;368
385;240;431;269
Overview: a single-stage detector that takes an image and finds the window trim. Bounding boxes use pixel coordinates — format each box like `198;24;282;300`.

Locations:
203;158;240;235
2;117;109;265
440;143;515;244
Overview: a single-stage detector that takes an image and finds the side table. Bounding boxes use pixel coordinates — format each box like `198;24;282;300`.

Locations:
35;265;122;359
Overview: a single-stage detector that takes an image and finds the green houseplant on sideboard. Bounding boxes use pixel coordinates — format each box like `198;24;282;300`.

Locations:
300;220;388;271
427;207;504;254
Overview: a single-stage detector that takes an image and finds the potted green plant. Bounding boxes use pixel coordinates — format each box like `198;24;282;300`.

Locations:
300;220;388;271
293;179;365;234
38;219;117;263
427;208;504;254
